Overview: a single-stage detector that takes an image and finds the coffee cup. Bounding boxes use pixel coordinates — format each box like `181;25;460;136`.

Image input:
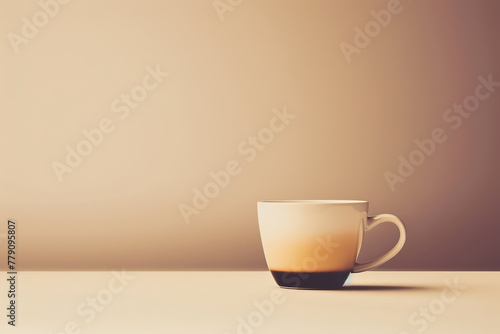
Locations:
257;200;406;289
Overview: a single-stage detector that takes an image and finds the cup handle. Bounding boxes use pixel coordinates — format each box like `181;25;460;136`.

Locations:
352;214;406;273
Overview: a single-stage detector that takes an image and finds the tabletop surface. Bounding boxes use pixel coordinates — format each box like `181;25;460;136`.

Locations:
1;271;498;333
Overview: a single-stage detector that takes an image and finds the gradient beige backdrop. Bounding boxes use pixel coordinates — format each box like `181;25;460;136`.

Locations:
1;0;499;270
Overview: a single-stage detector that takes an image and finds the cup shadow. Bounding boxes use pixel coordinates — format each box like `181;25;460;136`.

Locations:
279;284;441;292
339;285;437;291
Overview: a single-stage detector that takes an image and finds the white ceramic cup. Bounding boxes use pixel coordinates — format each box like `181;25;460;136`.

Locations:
257;200;406;289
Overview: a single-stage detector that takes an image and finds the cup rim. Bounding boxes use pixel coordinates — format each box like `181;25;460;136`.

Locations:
258;200;368;204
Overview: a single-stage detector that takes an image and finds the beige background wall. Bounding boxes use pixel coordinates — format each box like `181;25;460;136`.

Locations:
1;0;499;270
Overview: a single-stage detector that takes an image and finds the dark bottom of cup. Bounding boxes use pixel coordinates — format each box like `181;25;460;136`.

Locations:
270;270;351;290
